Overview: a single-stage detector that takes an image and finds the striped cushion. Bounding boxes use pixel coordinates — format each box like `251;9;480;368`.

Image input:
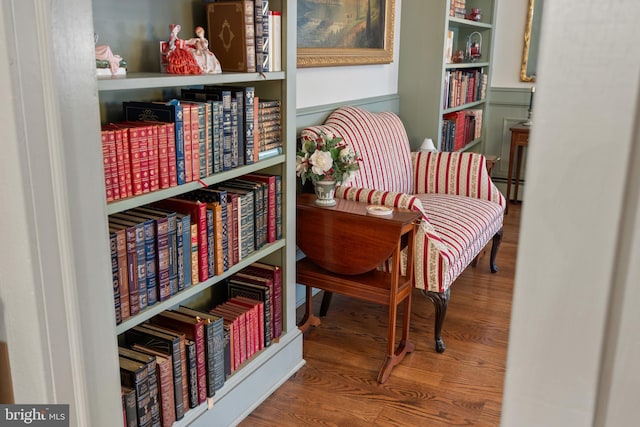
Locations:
412;151;506;207
301;107;413;194
416;194;504;292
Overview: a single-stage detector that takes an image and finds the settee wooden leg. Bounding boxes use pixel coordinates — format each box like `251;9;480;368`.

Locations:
319;291;333;317
423;289;450;353
490;227;503;273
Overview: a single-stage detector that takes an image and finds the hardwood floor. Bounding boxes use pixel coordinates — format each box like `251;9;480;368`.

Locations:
241;204;521;427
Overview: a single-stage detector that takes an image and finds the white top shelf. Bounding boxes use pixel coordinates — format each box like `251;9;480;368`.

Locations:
97;71;286;91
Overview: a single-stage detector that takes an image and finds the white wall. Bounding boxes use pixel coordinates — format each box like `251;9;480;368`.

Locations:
501;0;640;425
491;0;531;88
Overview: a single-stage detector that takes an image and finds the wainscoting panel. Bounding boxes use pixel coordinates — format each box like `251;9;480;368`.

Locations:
484;88;533;199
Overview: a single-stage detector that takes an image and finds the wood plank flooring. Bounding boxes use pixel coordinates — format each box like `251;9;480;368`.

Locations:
241;204;520;426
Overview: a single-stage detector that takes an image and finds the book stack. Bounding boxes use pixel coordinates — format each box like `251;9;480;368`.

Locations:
101;118;177;203
466;109;483;140
210;297;263;374
107;174;283;325
100;91;280;203
450;0;466;18
108;206;192;322
442;68;485;110
442;110;481;152
234;262;283;341
116;259;281;422
443;111;465;152
205;0;281;73
119;306;229;423
256;99;282;160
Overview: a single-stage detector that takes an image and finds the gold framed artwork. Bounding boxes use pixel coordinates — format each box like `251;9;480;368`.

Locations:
520;0;543;82
297;0;395;68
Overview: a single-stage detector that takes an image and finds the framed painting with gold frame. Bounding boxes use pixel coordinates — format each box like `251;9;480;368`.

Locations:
297;0;395;68
521;0;543;82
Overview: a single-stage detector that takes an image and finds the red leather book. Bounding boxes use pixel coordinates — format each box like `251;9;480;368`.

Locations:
133;124;151;193
242;262;282;339
151;121;170;189
100;128;117;202
153;198;209;282
220;301;253;359
443;111;466;152
175;306;224;396
227;296;264;352
181;101;205;180
110;124;143;195
216;303;249;364
184;103;200;181
147;123;159;191
123;121;160;192
228;275;271;347
110;126;131;198
102;124;134;198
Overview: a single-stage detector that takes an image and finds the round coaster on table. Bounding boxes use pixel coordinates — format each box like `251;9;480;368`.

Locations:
366;205;393;216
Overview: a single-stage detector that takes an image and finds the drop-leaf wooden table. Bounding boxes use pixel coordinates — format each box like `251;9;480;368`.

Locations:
296;193;421;383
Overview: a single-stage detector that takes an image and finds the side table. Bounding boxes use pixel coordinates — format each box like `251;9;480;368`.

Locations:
296;194;421;383
506;125;530;214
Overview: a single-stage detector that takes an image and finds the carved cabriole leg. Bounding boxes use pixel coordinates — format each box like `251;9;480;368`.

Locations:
490;227;503;273
423;288;450;353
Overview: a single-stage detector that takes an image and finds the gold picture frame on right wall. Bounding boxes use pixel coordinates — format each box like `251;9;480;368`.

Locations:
297;0;395;68
521;0;543;82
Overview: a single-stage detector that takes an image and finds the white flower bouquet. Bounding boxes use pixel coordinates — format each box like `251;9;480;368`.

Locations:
296;131;361;185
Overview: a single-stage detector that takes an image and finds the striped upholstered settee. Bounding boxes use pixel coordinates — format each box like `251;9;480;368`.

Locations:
300;106;506;352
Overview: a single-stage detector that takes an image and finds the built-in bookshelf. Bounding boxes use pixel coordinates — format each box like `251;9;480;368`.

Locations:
93;0;303;426
398;0;497;153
